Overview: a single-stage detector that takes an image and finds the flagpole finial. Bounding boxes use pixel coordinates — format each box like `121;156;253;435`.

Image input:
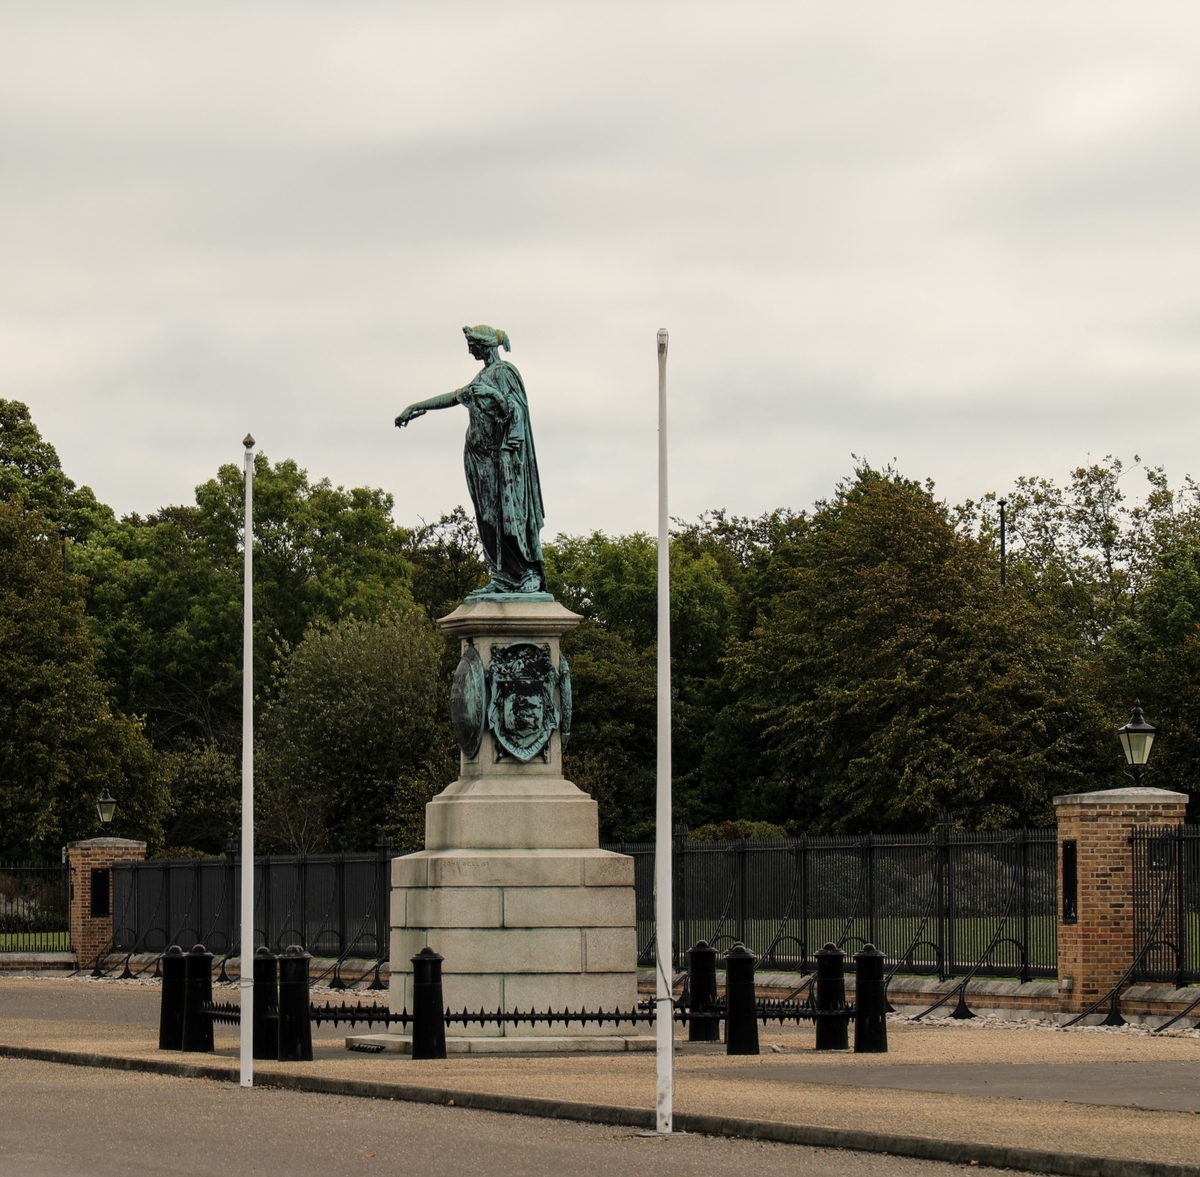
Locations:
243;434;256;449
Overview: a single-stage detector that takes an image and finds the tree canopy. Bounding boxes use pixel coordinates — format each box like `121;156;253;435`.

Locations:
0;499;164;859
725;468;1107;832
257;607;451;853
3;400;1198;857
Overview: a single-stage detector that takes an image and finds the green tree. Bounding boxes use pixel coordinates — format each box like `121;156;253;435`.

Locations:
77;454;417;748
1101;540;1200;805
256;608;452;852
0;501;165;859
404;506;489;623
68;454;420;851
554;620;657;841
157;740;242;856
0;399;113;542
544;530;739;839
727;466;1109;833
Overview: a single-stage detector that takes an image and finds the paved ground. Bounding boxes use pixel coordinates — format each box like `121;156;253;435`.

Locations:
0;1056;980;1177
5;975;1200;1169
0;974;352;1048
716;1059;1200;1112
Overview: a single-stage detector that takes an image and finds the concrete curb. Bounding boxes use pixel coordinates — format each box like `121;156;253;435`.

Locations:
1;1042;1197;1177
0;953;76;972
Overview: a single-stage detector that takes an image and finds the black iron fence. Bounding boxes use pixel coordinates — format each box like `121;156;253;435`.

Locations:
1131;823;1200;987
111;842;391;964
103;824;1056;982
603;824;1058;980
0;862;71;952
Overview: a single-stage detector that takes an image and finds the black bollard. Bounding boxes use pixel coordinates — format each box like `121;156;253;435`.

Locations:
853;943;888;1053
277;945;313;1062
411;946;447;1060
723;942;760;1056
157;945;186;1050
686;940;721;1042
814;942;849;1051
252;946;279;1061
181;943;214;1053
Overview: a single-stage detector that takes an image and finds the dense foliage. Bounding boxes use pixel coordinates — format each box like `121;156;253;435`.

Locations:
555;461;1200;838
0;498;163;860
257;608;451;853
3;398;1198;857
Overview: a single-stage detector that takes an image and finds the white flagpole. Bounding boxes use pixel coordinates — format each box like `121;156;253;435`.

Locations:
654;329;673;1134
240;433;256;1089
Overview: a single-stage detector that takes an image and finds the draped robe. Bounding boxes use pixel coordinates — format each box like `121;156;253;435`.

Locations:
458;358;546;593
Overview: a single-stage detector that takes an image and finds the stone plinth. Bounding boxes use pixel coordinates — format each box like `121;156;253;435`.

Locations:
1054;786;1188;1013
389;598;640;1039
67;837;146;967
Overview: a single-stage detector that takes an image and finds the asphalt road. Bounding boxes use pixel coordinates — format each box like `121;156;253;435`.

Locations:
0;1057;982;1177
720;1060;1200;1113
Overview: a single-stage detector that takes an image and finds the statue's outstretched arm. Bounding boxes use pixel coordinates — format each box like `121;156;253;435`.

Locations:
395;389;460;428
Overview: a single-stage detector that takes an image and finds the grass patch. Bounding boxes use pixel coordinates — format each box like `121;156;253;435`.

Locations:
0;932;70;952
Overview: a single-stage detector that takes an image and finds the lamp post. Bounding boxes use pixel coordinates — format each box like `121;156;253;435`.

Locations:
998;498;1007;588
96;788;117;826
1117;701;1156;785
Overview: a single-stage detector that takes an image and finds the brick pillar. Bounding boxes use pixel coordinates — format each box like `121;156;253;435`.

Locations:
67;838;147;967
1054;786;1187;1013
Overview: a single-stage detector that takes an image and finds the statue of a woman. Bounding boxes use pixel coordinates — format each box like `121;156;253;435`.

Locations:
396;325;547;595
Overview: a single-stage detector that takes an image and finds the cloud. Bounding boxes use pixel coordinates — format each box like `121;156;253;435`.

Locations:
2;0;1200;535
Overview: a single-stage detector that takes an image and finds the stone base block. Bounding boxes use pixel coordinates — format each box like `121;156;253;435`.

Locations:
393;848;634;890
390;847;637;1037
425;784;598;851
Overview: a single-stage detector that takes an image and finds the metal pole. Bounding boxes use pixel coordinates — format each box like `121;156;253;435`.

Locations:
998;498;1007;587
240;434;256;1088
655;328;673;1135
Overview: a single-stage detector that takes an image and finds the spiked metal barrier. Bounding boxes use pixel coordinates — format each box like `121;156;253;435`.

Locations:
182;939;889;1059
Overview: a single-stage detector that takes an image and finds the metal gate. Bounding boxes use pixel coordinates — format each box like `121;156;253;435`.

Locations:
1131;824;1200;987
0;862;70;952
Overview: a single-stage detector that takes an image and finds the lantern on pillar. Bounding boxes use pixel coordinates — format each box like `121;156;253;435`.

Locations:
1117;702;1156;783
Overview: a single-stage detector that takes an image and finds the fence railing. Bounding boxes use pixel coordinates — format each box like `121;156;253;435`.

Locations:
0;862;71;952
111;842;392;964
603;825;1058;980
106;824;1057;981
1132;824;1200;987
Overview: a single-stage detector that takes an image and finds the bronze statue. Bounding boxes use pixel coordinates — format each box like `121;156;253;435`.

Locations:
396;325;546;595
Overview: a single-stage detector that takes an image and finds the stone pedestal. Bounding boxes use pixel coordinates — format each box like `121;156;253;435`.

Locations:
388;597;640;1041
1054;786;1187;1013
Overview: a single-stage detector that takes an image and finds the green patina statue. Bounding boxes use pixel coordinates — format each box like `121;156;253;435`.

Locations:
396;325;547;596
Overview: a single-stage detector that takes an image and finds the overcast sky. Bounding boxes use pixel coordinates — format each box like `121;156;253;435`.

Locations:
3;1;1200;536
